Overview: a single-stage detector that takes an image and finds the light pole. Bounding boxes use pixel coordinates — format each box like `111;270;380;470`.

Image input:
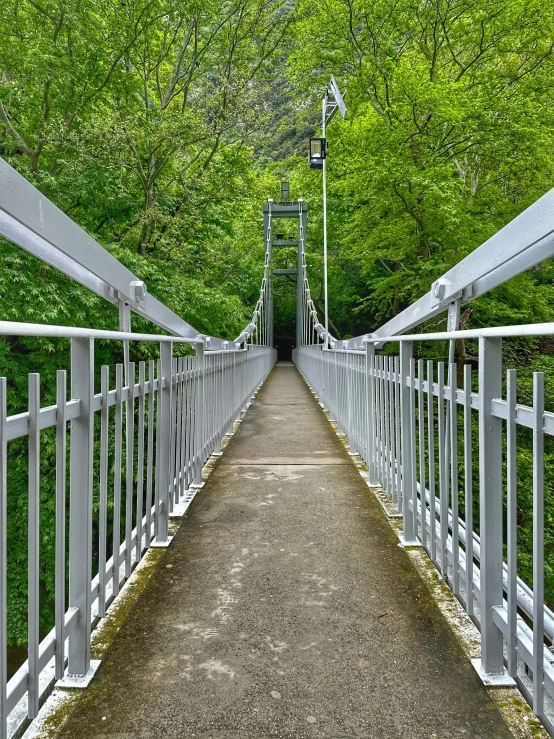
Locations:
309;76;346;348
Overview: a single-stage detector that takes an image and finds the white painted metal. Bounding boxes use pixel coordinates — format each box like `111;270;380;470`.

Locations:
302;182;554;350
292;189;554;731
0;164;277;739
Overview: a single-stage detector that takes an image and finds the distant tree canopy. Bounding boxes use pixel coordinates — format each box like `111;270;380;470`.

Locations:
287;0;554;336
1;0;554;644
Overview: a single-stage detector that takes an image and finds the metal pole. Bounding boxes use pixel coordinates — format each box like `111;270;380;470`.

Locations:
399;341;417;546
153;341;172;546
65;338;95;681
476;336;513;685
322;94;329;350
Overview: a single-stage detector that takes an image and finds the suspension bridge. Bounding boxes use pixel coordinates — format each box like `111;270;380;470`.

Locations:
0;158;554;737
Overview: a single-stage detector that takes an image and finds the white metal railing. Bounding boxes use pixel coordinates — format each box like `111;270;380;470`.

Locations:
294;337;554;732
293;185;554;734
0;160;276;738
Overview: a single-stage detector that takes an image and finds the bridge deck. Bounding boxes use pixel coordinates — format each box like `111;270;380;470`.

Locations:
54;362;513;738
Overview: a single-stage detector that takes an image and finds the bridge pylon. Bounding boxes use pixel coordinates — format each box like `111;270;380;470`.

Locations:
264;198;308;351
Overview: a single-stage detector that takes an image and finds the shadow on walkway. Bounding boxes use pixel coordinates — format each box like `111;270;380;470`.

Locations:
54;362;514;738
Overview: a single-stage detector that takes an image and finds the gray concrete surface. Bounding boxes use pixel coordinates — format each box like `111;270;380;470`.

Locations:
56;362;514;738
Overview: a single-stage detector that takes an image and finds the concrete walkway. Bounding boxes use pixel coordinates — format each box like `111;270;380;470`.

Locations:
56;362;514;738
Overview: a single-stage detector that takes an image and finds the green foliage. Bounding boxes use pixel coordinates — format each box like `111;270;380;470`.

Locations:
0;0;296;647
288;0;554;334
287;0;554;610
2;0;554;648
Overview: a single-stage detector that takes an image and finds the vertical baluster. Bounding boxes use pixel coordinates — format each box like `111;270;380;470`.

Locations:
183;356;189;488
145;360;155;544
409;357;418;541
206;354;212;456
383;357;390;493
388;356;395;490
175;358;184;499
28;374;40;717
357;355;362;456
216;354;221;450
178;356;183;482
380;356;386;486
337;354;343;432
191;356;198;485
389;356;392;503
67;337;94;680
98;367;108;618
366;344;376;485
154;360;161;539
437;362;448;578
154;342;172;545
136;362;146;561
450;363;459;595
357;353;362;459
351;354;357;453
394;357;401;510
418;359;426;550
375;357;382;485
506;369;517;674
169;358;176;509
427;360;436;563
186;356;192;485
387;357;395;495
532;371;544;715
0;379;6;739
55;371;67;674
463;364;473;615
215;356;222;453
113;363;123;594
193;343;205;487
184;357;191;490
125;362;135;577
478;337;509;681
211;354;216;452
399;341;416;544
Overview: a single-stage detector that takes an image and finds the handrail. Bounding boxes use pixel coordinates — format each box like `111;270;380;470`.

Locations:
293;182;554;734
0;157;271;351
0;160;277;739
296;183;554;350
0;321;202;343
366;322;554;343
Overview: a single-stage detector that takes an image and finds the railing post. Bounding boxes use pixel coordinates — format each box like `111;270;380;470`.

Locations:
347;353;358;455
152;340;173;547
399;341;418;546
241;348;248;414
473;336;514;685
192;339;206;488
59;338;99;685
0;380;5;736
319;344;325;409
365;342;378;485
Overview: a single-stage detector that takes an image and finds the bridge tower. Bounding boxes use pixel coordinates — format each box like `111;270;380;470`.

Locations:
263;196;308;354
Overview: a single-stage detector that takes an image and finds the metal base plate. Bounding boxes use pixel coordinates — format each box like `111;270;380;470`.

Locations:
169;491;197;518
56;660;101;688
190;482;205;490
150;536;174;548
397;534;422;548
212;451;223;457
471;659;516;687
169;503;189;519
